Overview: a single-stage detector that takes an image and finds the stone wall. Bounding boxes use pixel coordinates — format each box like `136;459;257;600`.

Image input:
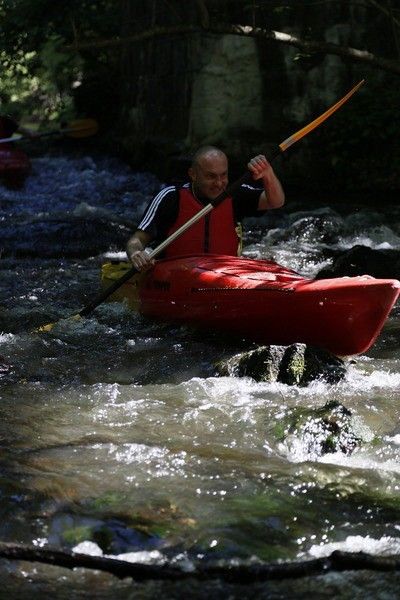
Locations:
186;34;263;152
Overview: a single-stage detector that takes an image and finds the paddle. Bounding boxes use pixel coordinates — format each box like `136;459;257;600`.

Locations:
36;80;364;333
0;118;98;144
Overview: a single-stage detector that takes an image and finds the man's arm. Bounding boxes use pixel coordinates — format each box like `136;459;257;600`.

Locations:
247;155;285;210
126;185;179;271
126;229;154;271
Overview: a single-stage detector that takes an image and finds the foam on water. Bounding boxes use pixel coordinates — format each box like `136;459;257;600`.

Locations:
246;206;400;277
308;534;400;557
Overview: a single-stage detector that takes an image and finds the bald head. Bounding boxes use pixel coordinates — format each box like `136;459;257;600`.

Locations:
189;146;229;201
191;146;227;168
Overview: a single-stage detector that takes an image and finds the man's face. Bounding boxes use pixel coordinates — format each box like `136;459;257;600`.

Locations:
189;153;228;200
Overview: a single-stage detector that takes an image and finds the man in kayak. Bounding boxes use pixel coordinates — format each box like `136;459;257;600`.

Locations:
126;146;284;271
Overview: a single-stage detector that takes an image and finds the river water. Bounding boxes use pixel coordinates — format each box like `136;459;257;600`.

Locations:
0;152;399;599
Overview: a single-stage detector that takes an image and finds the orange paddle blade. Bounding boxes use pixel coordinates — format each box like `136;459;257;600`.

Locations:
279;80;364;152
62;119;99;138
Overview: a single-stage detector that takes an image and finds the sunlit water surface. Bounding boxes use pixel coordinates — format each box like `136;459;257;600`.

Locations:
0;153;399;598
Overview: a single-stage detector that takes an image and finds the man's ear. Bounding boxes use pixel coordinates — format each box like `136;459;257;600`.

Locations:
188;167;195;181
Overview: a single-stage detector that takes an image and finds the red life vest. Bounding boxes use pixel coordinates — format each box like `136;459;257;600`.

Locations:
164;187;240;257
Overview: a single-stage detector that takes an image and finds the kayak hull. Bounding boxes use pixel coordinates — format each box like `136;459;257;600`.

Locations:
101;255;400;356
0;145;31;184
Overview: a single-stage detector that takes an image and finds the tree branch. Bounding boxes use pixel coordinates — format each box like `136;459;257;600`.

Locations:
226;24;400;74
0;542;400;582
63;23;400;75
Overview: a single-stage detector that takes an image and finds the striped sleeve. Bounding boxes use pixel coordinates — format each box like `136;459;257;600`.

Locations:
137;186;178;239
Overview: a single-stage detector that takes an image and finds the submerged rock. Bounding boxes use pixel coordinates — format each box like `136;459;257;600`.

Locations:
275;400;375;457
214;343;346;385
285;214;343;245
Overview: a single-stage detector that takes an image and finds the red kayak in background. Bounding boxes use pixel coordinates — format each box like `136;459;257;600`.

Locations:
101;255;400;357
0;144;31;186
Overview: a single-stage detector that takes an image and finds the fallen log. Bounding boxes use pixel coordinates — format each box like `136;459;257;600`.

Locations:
0;542;399;582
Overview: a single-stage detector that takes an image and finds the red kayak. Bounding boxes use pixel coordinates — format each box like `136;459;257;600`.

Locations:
101;255;400;356
0;145;31;185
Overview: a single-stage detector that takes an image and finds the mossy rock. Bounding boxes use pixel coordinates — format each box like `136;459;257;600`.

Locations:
73;496;196;551
215;343;346;386
275;400;375;456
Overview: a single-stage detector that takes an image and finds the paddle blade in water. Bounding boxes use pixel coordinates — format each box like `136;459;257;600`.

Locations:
34;314;82;333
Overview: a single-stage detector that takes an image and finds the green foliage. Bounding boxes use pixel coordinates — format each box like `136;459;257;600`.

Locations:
37;35;83;122
0;49;38;119
0;39;81;124
0;0;119;125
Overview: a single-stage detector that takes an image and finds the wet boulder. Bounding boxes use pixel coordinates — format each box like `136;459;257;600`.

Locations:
268;212;343;246
316;245;400;280
51;515;164;555
50;497;195;555
288;214;342;245
275;400;375;457
214;343;346;385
